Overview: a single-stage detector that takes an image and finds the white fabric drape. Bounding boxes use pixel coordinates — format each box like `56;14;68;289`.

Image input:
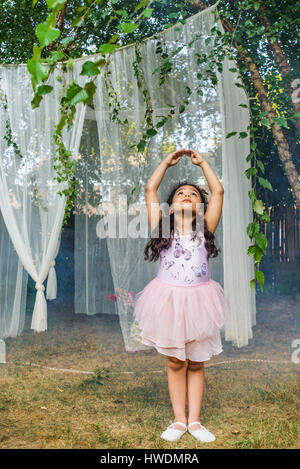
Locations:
74;0;256;349
218;36;257;347
46;233;61;300
0;62;86;334
0;210;28;362
0;0;255;355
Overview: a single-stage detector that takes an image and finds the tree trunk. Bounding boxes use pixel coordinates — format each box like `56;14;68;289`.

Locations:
190;0;300;207
258;3;300;136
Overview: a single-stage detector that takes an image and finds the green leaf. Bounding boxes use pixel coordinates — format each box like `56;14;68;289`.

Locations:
246;152;255;162
292;111;300;118
80;61;100;77
31;93;43;109
99;43;119;54
239;131;248;139
274;117;288;129
259;212;270;223
32;0;39;7
247;245;263;263
168;12;178;19
36;22;60;48
116;9;127;17
84;82;97;102
142;8;153;18
120;23;139;34
253;199;265;215
255;270;264;290
226;132;237;138
254;2;260;11
37;85;53;96
72;17;83;28
108;34;119;44
245;167;257;179
258;177;273;191
248;188;256;203
66;83;89;106
46;0;67;8
48;50;65;65
94;59;106;68
261;117;270;127
27;45;48;88
256;160;265;174
250;142;257;150
152;65;162;74
255;233;268;251
134;0;149;12
247;222;260;239
250;278;256;292
61;36;73;47
179;104;185;114
156;118;167;128
67;58;74;69
146;128;157;137
137;140;146;152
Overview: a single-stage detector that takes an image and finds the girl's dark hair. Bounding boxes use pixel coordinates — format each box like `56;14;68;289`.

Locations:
144;180;221;262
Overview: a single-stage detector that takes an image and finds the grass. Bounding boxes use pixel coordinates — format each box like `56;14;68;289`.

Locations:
0;291;299;449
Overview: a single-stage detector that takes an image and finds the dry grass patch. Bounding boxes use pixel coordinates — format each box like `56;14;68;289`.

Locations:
0;291;299;449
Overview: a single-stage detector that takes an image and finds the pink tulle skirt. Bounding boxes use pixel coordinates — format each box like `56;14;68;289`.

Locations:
132;276;231;362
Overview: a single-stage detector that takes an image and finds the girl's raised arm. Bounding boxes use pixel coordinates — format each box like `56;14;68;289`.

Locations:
146;150;185;231
189;150;224;235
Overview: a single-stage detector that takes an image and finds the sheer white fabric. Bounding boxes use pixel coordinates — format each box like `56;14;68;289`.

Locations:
0;62;86;337
75;1;256;349
46;233;61;300
0;211;28;362
218;32;257;346
0;0;256;356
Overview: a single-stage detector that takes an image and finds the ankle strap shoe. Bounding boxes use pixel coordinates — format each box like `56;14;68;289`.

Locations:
187;421;216;442
160;421;187;441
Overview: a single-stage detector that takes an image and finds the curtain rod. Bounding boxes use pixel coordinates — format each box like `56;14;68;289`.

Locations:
0;0;221;68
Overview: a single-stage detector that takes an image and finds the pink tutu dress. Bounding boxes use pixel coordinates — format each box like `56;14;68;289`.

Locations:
132;230;231;362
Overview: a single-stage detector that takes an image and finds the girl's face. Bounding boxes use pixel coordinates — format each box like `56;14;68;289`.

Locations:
171;185;202;214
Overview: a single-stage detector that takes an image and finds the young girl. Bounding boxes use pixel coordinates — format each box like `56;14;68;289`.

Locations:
132;148;231;443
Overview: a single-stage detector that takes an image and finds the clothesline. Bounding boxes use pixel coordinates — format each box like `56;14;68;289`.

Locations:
2;357;294;375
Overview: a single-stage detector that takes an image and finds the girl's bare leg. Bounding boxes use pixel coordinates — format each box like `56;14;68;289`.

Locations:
166;356;189;429
186;360;205;430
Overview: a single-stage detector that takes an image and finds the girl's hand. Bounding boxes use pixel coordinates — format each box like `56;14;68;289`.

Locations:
188;150;212;166
164;149;187;167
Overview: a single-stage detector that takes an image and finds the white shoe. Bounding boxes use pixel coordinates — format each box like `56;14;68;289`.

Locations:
187;421;216;442
160;421;187;441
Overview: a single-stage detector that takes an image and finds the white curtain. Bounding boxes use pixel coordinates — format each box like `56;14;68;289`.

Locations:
46;232;62;300
0;211;28;362
0;0;255;358
0;62;86;344
218;33;257;347
74;1;256;349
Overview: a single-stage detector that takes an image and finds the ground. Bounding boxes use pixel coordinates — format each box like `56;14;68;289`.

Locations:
0;291;299;449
